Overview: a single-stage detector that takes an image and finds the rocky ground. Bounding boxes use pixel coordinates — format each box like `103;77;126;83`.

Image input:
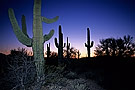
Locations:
40;65;105;90
42;78;105;90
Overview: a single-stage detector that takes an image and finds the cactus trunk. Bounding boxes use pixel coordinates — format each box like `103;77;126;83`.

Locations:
87;29;90;58
59;26;63;61
85;28;94;58
32;0;44;77
66;37;70;59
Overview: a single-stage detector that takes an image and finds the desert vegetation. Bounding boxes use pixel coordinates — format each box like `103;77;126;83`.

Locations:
0;0;135;90
95;35;135;57
0;32;135;90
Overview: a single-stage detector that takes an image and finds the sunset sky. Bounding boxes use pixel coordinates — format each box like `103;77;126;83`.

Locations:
0;0;135;57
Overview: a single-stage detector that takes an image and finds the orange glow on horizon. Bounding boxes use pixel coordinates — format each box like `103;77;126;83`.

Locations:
0;48;95;57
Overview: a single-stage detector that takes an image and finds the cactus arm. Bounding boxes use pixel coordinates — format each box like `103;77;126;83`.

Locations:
44;29;54;42
90;41;94;47
85;43;88;47
69;43;70;47
21;15;29;37
55;38;59;48
41;16;59;24
8;8;32;47
49;43;50;47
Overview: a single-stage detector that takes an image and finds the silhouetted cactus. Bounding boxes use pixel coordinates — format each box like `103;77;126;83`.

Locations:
85;28;94;58
55;25;65;63
77;50;81;59
47;43;51;59
8;0;59;82
66;37;70;59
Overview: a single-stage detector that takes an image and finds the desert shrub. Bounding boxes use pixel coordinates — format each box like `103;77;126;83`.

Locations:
6;48;36;90
95;35;135;57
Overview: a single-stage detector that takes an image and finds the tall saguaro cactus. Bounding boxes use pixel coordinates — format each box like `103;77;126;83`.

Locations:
8;0;58;79
55;25;65;63
66;37;70;59
85;28;94;58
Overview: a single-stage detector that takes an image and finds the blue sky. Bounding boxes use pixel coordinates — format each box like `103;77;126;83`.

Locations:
0;0;135;57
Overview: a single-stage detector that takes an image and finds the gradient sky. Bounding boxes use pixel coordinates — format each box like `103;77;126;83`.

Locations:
0;0;135;57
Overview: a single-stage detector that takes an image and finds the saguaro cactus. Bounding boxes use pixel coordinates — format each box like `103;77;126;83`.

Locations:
66;37;70;59
85;28;94;58
55;25;65;63
8;0;58;78
47;43;51;59
77;50;81;59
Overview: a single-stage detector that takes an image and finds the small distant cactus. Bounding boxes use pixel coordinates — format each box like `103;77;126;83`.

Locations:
47;43;51;59
66;37;70;59
85;28;94;58
77;50;81;59
55;25;66;63
8;0;59;82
